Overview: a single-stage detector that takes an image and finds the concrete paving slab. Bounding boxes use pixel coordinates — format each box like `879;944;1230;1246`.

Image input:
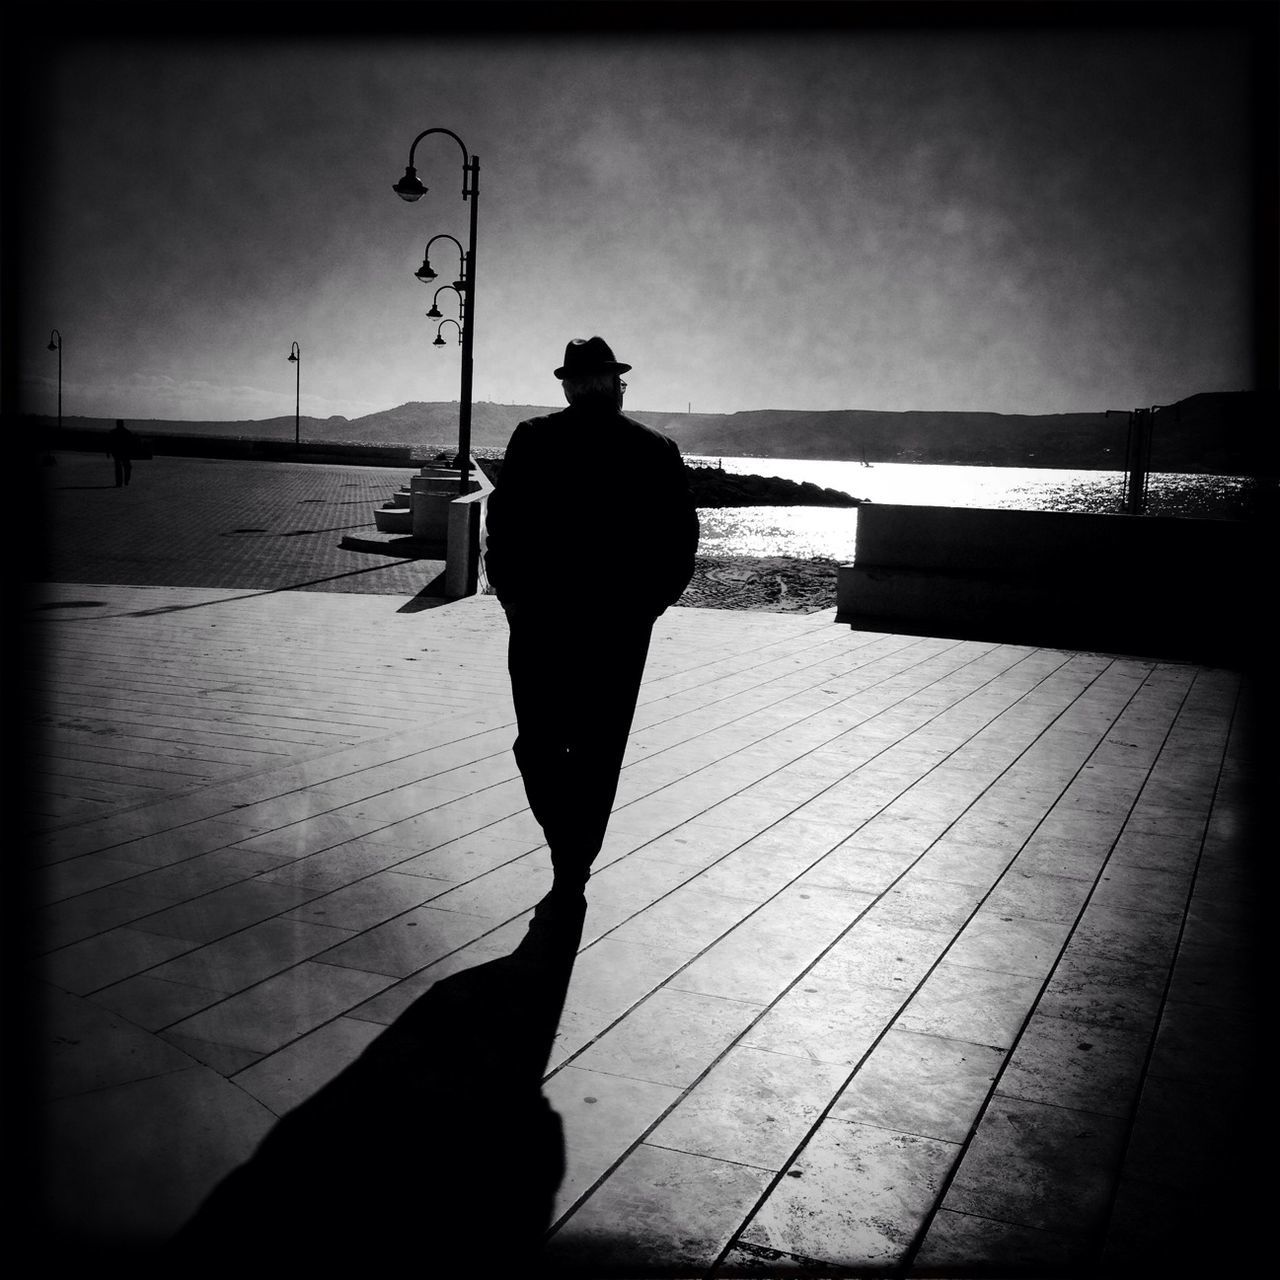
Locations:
829;1028;1005;1143
544;1066;683;1222
574;987;766;1090
894;961;1045;1049
651;1044;851;1171
736;1118;958;1271
230;1015;385;1117
547;1142;775;1276
939;1093;1129;1240
43;1063;276;1247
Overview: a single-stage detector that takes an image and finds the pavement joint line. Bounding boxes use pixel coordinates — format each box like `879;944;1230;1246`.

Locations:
547;655;1225;1251
547;796;996;1237
37;628;954;863
33;698;520;846
902;791;1180;1259
46;632;1085;1023
892;662;1244;1268
552;645;1194;1063
41;627;1099;986
596;634;1072;848
1037;668;1245;1265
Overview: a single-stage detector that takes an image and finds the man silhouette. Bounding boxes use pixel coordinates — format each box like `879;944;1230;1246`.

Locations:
106;419;137;487
485;337;699;916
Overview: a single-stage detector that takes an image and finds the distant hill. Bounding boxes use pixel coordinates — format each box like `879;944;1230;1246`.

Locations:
29;390;1272;472
634;391;1272;473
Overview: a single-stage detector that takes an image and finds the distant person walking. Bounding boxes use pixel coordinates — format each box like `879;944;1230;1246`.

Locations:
106;419;138;487
485;337;699;919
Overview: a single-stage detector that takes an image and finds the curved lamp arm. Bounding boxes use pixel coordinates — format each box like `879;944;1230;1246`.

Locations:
426;285;464;320
287;341;300;363
415;234;467;286
48;328;62;352
393;127;471;202
432;319;463;347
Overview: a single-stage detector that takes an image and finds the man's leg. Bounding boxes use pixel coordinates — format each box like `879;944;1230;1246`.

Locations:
552;619;653;881
507;613;654;890
507;615;580;871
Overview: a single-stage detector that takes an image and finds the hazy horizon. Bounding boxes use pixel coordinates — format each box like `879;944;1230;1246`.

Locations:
28;385;1249;429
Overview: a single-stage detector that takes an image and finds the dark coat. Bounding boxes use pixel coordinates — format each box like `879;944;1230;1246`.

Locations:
106;425;137;460
484;403;699;616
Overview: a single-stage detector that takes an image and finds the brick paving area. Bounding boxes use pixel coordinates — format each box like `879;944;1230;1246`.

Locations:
37;452;443;596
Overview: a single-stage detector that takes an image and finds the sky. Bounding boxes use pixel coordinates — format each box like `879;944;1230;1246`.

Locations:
10;4;1271;424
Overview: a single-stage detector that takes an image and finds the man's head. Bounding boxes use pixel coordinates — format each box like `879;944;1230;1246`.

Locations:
556;336;631;410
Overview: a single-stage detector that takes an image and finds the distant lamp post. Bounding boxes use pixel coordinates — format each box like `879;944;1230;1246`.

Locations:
433;319;462;348
394;127;478;493
47;329;63;429
1107;403;1173;515
287;342;301;448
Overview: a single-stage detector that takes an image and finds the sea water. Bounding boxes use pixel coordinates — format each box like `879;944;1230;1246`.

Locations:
685;456;1255;560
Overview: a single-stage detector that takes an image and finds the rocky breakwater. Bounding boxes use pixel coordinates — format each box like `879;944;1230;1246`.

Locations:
679;466;864;613
683;465;865;508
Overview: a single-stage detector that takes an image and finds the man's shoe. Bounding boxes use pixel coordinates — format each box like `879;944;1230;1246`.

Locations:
530;881;586;929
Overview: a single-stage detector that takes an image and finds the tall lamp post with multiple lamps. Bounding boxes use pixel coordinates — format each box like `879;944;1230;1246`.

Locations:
393;127;478;495
47;329;63;429
287;342;301;448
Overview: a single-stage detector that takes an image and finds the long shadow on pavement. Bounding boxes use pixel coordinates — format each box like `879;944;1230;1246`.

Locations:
165;901;585;1270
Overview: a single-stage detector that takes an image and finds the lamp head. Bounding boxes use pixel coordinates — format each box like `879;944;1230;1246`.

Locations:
432;334;446;347
393;165;427;201
426;304;443;319
287;351;298;363
415;258;437;283
48;339;59;351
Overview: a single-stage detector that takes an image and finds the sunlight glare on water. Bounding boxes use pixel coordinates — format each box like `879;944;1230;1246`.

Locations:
686;456;1254;559
695;505;860;560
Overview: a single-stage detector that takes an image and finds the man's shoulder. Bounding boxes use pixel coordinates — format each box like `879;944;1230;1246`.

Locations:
617;413;681;455
507;408;681;463
513;407;572;432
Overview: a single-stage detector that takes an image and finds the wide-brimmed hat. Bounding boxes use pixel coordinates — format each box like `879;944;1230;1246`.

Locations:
554;336;632;379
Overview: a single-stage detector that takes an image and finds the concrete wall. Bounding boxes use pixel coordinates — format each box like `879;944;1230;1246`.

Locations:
837;503;1259;665
444;463;494;598
410;471;465;540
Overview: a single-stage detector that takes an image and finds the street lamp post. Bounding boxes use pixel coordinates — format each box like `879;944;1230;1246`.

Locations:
47;329;62;429
287;342;301;448
393;127;478;494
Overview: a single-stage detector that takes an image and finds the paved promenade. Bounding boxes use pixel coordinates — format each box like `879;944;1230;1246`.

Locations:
15;452;1264;1273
